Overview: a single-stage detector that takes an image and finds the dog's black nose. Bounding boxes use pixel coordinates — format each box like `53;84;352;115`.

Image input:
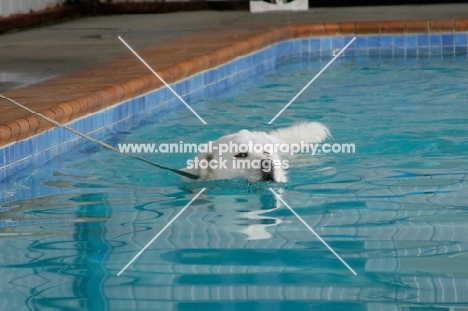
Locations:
262;171;275;181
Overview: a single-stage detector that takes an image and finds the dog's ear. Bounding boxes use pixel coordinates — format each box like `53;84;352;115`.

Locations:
198;153;214;180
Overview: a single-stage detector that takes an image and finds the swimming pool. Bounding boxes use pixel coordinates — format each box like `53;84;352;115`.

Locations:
1;40;468;309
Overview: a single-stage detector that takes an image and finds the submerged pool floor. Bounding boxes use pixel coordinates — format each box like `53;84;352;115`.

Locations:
2;54;468;310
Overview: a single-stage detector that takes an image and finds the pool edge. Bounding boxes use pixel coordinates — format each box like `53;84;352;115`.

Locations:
1;18;468;147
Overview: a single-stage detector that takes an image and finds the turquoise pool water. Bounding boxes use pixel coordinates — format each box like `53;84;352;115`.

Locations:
2;53;468;310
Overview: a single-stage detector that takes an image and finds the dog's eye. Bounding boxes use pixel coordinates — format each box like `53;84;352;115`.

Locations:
234;152;248;158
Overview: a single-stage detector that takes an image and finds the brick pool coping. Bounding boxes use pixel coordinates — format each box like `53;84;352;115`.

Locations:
1;18;468;147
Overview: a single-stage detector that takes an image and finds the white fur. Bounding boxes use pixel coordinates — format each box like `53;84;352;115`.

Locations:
268;121;330;145
184;121;330;182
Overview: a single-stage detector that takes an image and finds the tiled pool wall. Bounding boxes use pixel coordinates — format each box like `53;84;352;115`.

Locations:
1;31;468;200
293;33;468;58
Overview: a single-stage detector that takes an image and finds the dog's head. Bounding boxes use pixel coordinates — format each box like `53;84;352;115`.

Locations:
186;129;288;182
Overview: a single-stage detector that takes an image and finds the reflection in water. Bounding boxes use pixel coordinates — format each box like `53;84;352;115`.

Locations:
201;191;283;240
1;171;468;310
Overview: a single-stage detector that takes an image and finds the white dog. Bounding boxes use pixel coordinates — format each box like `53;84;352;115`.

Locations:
184;122;330;182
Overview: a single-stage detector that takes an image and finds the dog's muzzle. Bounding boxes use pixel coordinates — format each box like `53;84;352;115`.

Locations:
261;159;275;181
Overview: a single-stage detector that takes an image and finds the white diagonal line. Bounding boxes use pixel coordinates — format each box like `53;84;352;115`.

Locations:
268;37;356;124
118;36;207;125
117;188;206;276
269;188;357;275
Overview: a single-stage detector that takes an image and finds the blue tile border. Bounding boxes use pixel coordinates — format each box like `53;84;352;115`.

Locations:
1;31;468;193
